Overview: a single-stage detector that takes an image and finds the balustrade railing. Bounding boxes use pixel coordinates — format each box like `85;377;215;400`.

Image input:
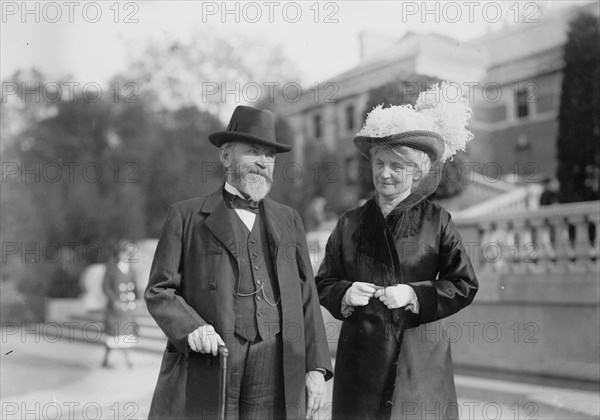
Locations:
454;184;543;218
456;201;600;274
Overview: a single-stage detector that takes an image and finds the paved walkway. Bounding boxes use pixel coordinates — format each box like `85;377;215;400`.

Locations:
1;326;156;419
1;326;598;419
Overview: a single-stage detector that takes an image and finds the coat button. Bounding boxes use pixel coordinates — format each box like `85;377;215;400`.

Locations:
210;283;217;290
256;296;262;301
256;280;262;285
256;311;262;317
254;265;260;270
252;252;258;257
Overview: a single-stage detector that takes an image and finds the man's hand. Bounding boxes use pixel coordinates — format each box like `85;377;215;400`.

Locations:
342;282;380;307
374;284;416;309
305;370;326;419
187;325;225;356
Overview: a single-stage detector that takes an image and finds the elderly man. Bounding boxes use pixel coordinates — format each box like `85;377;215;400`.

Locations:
145;105;332;420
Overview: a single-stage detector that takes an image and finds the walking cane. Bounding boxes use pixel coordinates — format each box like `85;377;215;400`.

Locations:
217;345;229;420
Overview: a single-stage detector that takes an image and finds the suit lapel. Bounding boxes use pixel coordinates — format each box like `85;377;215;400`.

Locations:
202;188;286;263
202;187;239;259
260;196;284;259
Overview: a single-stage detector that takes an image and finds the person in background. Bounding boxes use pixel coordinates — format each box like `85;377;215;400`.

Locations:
101;240;138;368
305;196;328;232
316;83;479;420
540;176;560;206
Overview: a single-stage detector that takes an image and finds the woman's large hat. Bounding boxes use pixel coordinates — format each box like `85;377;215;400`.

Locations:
353;82;474;207
353;82;473;164
209;105;292;153
354;130;445;166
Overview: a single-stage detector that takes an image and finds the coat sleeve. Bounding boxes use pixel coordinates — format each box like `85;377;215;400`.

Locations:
293;210;334;380
408;210;479;324
314;215;353;321
144;205;207;353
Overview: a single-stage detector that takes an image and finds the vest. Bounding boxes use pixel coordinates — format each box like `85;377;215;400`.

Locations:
228;207;281;342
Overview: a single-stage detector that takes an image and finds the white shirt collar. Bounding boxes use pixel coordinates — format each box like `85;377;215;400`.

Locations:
224;181;257;231
224;181;246;199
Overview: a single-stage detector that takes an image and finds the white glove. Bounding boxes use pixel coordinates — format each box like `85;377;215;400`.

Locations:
188;324;225;356
342;282;380;307
374;284;419;311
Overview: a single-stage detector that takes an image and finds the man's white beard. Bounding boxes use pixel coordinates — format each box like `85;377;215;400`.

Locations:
232;165;273;201
240;173;271;201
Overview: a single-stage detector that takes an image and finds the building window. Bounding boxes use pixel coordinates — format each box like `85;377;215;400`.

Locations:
313;114;322;139
345;105;355;130
515;87;530;118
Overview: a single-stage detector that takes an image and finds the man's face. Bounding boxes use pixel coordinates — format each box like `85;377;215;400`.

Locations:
222;142;276;201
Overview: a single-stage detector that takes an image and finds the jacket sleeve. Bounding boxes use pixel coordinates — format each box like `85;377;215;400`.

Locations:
408;210;479;324
293;210;334;380
144;205;206;353
314;215;353;321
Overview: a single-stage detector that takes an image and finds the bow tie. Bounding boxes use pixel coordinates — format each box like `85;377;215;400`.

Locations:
226;192;259;214
232;196;259;213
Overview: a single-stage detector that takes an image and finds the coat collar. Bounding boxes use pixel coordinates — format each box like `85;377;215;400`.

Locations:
202;187;238;258
201;185;284;259
355;199;396;269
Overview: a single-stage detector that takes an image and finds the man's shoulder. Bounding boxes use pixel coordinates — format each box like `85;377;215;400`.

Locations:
169;189;220;215
170;196;206;212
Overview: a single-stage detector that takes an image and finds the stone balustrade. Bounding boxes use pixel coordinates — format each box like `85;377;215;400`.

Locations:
454;183;543;218
451;201;599;382
455;200;599;274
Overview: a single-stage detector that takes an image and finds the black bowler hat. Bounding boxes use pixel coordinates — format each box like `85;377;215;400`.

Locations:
209;106;292;153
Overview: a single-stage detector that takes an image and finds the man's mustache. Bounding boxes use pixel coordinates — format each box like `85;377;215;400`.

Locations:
239;165;273;183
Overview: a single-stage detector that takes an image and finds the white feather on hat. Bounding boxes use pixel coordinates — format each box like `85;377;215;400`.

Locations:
356;82;474;162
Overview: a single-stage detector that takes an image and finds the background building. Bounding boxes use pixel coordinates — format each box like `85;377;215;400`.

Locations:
278;2;599;213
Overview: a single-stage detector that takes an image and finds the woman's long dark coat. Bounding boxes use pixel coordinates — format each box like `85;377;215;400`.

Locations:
316;199;478;420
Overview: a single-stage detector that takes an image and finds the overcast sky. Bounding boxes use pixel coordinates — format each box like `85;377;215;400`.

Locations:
1;1;594;86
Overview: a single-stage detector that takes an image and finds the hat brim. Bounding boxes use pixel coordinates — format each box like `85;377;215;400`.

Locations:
209;131;292;153
353;130;444;163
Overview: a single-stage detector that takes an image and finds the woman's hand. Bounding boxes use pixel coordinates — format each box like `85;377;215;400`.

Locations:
374;284;417;309
342;282;380;307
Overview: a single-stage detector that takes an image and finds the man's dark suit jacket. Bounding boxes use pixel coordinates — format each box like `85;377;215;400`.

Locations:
145;186;333;419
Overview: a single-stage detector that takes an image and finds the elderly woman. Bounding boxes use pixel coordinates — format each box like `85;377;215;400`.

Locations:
316;84;479;420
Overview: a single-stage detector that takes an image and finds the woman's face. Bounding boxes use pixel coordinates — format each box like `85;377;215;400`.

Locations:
371;148;419;200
